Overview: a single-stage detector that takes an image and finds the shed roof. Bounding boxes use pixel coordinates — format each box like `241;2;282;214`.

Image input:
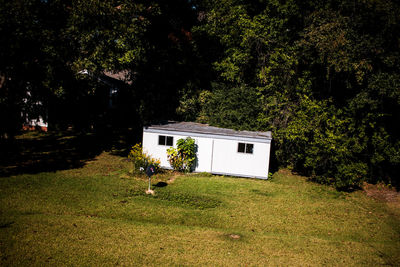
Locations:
144;121;272;140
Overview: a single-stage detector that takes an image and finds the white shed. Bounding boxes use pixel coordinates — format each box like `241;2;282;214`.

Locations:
142;122;272;179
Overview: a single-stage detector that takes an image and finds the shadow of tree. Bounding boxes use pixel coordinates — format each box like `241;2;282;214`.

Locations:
0;127;141;177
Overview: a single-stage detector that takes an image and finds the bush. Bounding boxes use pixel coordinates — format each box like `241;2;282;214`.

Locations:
198;84;262;130
167;137;196;172
128;143;161;174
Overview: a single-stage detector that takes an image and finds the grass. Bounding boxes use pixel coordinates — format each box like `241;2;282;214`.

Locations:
1;138;400;266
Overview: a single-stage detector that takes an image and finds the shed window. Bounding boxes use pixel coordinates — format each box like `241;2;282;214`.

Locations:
158;135;173;146
238;143;254;154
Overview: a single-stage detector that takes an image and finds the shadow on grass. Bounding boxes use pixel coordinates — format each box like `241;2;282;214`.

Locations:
0;127;141;177
153;182;168;187
0;221;14;228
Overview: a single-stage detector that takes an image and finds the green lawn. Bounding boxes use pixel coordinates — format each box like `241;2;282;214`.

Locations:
1;152;399;266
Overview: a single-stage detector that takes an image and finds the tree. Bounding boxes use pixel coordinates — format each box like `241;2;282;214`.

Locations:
0;0;72;139
182;0;400;189
1;0;200;136
68;0;199;125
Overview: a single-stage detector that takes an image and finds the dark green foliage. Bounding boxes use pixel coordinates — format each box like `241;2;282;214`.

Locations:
198;84;261;130
1;0;199;136
167;137;197;172
0;0;72;138
182;0;400;189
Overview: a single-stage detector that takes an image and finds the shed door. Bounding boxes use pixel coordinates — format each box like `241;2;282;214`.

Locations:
211;139;242;175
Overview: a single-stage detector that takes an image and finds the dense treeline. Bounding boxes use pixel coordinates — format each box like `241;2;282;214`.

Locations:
1;0;399;189
182;0;400;189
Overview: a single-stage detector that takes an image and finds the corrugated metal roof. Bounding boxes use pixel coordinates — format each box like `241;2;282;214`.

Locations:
144;121;272;139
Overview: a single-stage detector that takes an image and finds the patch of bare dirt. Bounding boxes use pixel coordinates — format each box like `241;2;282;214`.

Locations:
363;182;400;203
229;234;241;239
167;171;182;184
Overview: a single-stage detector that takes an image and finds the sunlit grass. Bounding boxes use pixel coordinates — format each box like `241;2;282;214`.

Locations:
1;153;399;266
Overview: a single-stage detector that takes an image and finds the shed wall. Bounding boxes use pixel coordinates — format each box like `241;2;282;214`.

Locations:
211;139;270;178
142;130;270;179
143;132;214;172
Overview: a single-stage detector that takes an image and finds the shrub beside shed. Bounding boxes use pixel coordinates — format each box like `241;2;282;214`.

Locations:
142;122;272;179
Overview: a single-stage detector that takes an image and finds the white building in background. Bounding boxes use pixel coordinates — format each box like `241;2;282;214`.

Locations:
142;121;272;179
23;116;48;131
22;90;48;131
